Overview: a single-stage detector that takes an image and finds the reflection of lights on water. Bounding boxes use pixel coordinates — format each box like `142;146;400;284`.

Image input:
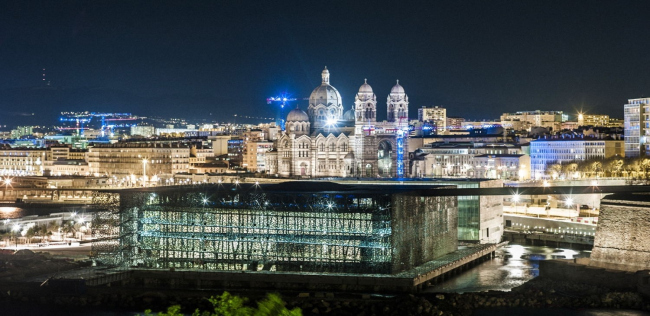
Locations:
429;245;591;293
552;248;579;259
0;207;18;213
0;207;22;219
506;244;526;259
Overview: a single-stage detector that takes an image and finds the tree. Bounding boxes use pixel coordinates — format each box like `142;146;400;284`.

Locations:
545;163;562;179
606;158;623;177
562;163;579;179
25;227;36;244
61;221;76;241
590;161;602;178
254;293;301;316
641;158;650;180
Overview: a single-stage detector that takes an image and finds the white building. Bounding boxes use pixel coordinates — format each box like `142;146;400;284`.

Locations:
472;154;530;181
131;126;155;137
411;143;529;180
87;143;190;181
530;137;624;179
268;67;409;178
0;148;46;176
43;160;89;176
624;98;650;157
501;110;567;131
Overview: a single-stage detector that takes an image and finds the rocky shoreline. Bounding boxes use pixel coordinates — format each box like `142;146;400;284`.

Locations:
1;276;649;315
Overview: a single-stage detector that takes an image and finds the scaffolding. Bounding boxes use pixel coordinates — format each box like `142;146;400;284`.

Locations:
91;183;457;274
91;191;121;265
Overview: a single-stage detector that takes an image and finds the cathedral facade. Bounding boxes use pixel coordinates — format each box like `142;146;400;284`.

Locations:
266;67;410;178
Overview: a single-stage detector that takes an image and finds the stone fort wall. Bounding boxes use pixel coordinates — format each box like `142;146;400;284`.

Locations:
590;197;650;271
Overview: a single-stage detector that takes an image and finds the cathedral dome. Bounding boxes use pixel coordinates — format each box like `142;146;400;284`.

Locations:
390;80;405;95
342;108;355;121
310;85;343;106
309;67;343;107
286;107;309;122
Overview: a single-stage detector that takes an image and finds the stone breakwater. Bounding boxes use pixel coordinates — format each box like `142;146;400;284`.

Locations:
1;277;649;315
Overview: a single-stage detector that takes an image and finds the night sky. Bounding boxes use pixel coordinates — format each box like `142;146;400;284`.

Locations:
1;1;650;127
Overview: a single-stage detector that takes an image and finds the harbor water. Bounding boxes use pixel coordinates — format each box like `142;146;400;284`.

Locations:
426;243;591;293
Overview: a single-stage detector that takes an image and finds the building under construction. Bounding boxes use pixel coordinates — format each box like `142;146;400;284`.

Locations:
92;182;458;275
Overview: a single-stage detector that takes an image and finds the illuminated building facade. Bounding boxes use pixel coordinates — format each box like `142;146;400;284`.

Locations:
92;182;458;274
411;143;528;180
500;110;567;131
0;148;46;176
578;113;610;127
624;98;650;157
269;67;410;178
530;138;624;179
87;143;190;179
418;106;447;134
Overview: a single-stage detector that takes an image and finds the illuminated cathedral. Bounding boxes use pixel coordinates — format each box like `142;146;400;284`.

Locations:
266;67;410;178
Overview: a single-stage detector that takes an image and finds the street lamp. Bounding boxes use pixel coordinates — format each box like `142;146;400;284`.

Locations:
565;197;574;214
513;194;521;214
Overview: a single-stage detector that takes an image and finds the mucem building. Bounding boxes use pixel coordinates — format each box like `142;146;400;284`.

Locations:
92;182;458;275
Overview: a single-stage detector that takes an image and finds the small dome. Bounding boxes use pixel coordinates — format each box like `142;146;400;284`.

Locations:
342;108;355;121
356;79;375;101
287;107;309;122
344;152;355;160
390;80;405;94
358;79;373;94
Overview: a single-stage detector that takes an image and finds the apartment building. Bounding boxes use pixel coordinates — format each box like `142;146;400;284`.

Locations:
87;143;190;178
530;137;624;179
624;98;650;157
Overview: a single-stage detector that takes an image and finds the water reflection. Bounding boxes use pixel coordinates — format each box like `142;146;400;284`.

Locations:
426;244;592;293
0;207;24;219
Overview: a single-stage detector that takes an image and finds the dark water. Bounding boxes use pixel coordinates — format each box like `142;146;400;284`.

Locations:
473;307;650;315
426;244;592;293
3;303;140;316
430;244;650;315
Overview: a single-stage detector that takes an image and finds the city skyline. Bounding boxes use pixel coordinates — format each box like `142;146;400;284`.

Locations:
2;1;650;126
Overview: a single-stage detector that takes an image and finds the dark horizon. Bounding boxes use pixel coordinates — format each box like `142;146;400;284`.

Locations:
2;1;649;127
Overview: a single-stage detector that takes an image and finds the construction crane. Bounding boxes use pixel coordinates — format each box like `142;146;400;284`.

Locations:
58;112;136;137
395;115;409;178
266;95;308;130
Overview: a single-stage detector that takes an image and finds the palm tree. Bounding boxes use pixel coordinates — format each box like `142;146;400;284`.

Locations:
25;227;36;244
61;221;77;242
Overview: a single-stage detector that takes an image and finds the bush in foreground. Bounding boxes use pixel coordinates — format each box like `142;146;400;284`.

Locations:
142;291;302;316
